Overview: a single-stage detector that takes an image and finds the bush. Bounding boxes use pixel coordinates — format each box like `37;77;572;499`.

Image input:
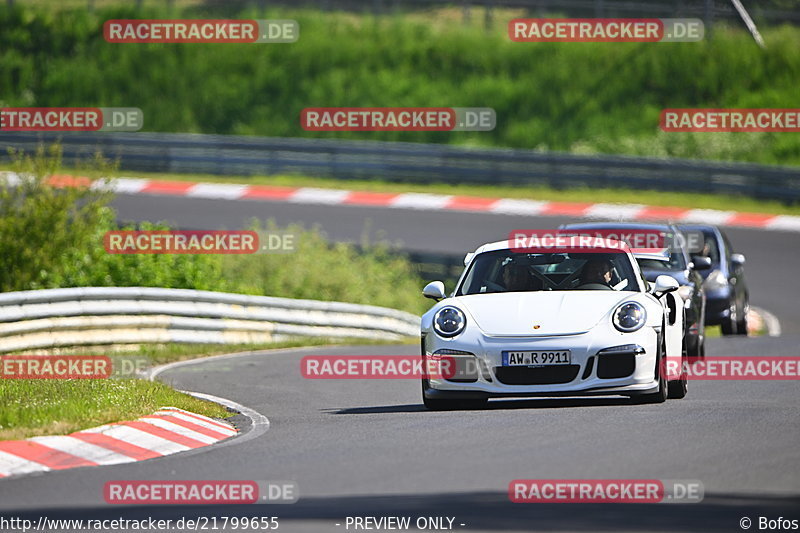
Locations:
0;145;113;292
0;146;427;314
222;221;429;314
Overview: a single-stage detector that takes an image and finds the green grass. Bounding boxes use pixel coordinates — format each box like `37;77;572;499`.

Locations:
94;168;800;216
0;377;229;440
1;6;798;165
0;337;416;440
13;337;417;365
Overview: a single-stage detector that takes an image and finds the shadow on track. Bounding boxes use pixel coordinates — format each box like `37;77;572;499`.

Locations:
329;397;637;415
6;491;798;532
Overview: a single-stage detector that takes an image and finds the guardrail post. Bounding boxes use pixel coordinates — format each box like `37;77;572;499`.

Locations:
704;0;714;38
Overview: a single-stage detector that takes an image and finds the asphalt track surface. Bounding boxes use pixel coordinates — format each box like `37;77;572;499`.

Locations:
1;193;799;532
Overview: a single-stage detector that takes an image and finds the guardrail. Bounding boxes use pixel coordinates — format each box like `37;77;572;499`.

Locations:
2;132;798;201
0;287;420;353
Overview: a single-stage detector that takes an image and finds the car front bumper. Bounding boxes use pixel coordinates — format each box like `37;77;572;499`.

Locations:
423;326;662;398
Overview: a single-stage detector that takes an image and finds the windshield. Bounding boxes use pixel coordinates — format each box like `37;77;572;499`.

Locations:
457;250;639;295
700;230;720;264
637;251;687;272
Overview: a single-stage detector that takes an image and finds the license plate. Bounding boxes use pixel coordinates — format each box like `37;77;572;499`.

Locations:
502;350;571;367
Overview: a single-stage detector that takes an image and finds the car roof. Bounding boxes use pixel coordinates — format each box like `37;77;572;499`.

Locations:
472;237;634;255
678;223;720;236
560;221;678;232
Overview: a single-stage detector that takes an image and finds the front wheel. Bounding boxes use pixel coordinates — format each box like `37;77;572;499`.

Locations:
638;369;668;404
721;313;736;335
735;301;750;336
637;330;668;404
667;361;688;399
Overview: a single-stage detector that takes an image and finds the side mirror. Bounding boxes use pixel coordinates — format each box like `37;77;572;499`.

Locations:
691;256;712;270
422;281;446;301
731;253;746;267
652;275;680;298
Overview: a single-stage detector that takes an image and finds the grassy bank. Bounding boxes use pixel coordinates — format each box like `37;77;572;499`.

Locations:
0;378;229;440
0;337;416;440
1;6;798;165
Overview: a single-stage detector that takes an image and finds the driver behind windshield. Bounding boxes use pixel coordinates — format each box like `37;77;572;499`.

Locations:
580;259;614;286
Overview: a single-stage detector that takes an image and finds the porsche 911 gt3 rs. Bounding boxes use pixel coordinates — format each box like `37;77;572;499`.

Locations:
420;238;688;410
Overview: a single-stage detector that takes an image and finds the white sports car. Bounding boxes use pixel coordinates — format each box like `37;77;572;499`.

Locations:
420;238;687;409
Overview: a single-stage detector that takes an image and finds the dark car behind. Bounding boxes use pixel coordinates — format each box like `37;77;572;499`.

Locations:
679;224;749;335
560;222;709;357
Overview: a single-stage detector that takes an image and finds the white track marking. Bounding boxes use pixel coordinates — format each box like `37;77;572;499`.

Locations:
138;417;220;444
681;209;735;225
0;451;50;477
155;410;237;435
766;215;800;233
751;306;782;337
290;188;351;204
489;198;549;215
104;177;149;194
28;436;135;465
187;183;249;200
79;424;190;455
584;203;645;220
391;193;452;210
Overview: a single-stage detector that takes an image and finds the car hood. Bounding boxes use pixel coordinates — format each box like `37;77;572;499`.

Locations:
454;291;638;336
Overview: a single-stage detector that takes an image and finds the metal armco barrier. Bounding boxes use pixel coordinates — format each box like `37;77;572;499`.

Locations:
0;287;421;353
1;132;798;201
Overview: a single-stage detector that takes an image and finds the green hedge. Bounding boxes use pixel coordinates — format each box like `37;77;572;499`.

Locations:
1;6;798;165
0;148;430;314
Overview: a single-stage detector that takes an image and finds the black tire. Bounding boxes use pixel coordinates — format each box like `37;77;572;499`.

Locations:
735;301;749;336
667;356;688;399
721;314;736;335
687;335;705;358
637;329;668;404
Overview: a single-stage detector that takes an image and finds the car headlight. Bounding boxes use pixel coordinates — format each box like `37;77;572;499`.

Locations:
613;302;647;333
433;306;466;338
703;270;728;291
